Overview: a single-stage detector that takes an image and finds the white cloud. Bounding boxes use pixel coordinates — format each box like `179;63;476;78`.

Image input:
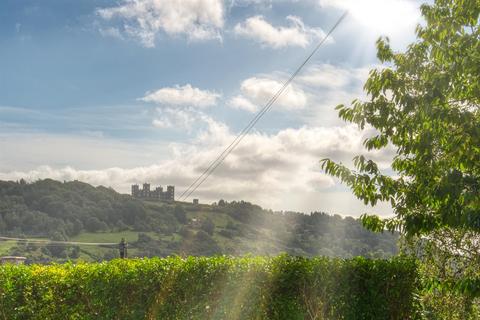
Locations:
0;133;171;172
151;107;227;136
97;0;224;47
298;63;370;89
237;76;307;110
138;84;225;135
152;108;198;130
294;63;375;127
0;123;394;216
228;95;258;113
234;15;327;48
98;27;124;39
140;84;220;108
229;0;272;8
227;64;370;115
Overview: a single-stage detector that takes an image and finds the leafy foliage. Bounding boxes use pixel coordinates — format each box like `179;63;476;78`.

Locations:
0;255;420;320
320;0;480;315
321;0;480;235
402;229;480;318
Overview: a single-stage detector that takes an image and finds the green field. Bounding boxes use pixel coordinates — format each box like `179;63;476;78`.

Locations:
70;231;153;243
0;241;17;256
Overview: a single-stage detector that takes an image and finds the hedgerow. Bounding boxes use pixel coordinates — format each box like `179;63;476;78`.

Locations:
0;255;420;320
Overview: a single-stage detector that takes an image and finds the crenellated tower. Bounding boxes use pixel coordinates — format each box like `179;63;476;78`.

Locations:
131;183;174;201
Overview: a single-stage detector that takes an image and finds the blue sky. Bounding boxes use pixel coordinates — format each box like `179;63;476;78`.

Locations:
0;0;425;216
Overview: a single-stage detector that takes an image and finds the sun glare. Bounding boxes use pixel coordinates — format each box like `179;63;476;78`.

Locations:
323;0;420;36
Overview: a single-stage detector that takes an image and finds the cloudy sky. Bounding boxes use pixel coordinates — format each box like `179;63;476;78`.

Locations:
0;0;425;216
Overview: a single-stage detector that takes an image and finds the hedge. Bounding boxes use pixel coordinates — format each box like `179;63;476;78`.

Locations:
0;255;421;320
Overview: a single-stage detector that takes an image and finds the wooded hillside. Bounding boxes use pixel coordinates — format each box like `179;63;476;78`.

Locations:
0;179;398;262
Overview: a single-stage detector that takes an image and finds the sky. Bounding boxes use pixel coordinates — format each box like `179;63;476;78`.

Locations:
0;0;426;217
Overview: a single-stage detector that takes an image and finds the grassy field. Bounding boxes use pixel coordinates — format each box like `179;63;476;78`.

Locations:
0;241;17;256
0;236;50;256
70;231;159;261
0;231;159;261
70;231;150;243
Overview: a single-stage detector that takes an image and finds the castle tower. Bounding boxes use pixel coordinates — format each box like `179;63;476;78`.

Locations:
142;183;151;198
166;185;175;201
154;186;163;199
131;182;174;201
131;184;139;196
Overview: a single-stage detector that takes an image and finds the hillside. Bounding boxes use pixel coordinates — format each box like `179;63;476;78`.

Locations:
0;179;398;262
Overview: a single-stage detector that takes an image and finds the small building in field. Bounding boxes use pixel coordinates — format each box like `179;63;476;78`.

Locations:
0;256;27;265
193;199;199;205
189;218;202;228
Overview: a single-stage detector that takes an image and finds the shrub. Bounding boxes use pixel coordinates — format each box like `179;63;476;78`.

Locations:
173;205;187;224
200;218;215;235
0;256;420;320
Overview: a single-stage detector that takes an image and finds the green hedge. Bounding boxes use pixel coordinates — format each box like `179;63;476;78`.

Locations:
0;256;420;320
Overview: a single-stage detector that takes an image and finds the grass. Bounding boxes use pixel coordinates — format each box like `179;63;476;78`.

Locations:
70;231;148;243
0;231;161;261
0;241;17;256
0;235;50;257
70;231;159;261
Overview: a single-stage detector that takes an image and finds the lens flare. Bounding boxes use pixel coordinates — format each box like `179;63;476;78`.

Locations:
321;0;420;35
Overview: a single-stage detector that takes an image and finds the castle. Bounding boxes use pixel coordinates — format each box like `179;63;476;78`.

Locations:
131;183;174;201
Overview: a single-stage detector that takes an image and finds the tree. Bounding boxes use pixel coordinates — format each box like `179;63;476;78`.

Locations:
138;232;153;243
173;204;187;224
321;0;479;236
321;0;480;314
70;246;80;259
201;217;215;235
85;216;107;232
401;228;480;318
191;230;222;255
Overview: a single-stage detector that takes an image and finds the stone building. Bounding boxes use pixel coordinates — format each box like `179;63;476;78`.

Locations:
131;183;174;201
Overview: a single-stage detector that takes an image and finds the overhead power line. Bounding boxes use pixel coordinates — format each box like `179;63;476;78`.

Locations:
0;236;118;247
180;11;349;201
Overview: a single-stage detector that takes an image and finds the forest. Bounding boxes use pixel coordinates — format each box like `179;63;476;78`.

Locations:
0;179;398;262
